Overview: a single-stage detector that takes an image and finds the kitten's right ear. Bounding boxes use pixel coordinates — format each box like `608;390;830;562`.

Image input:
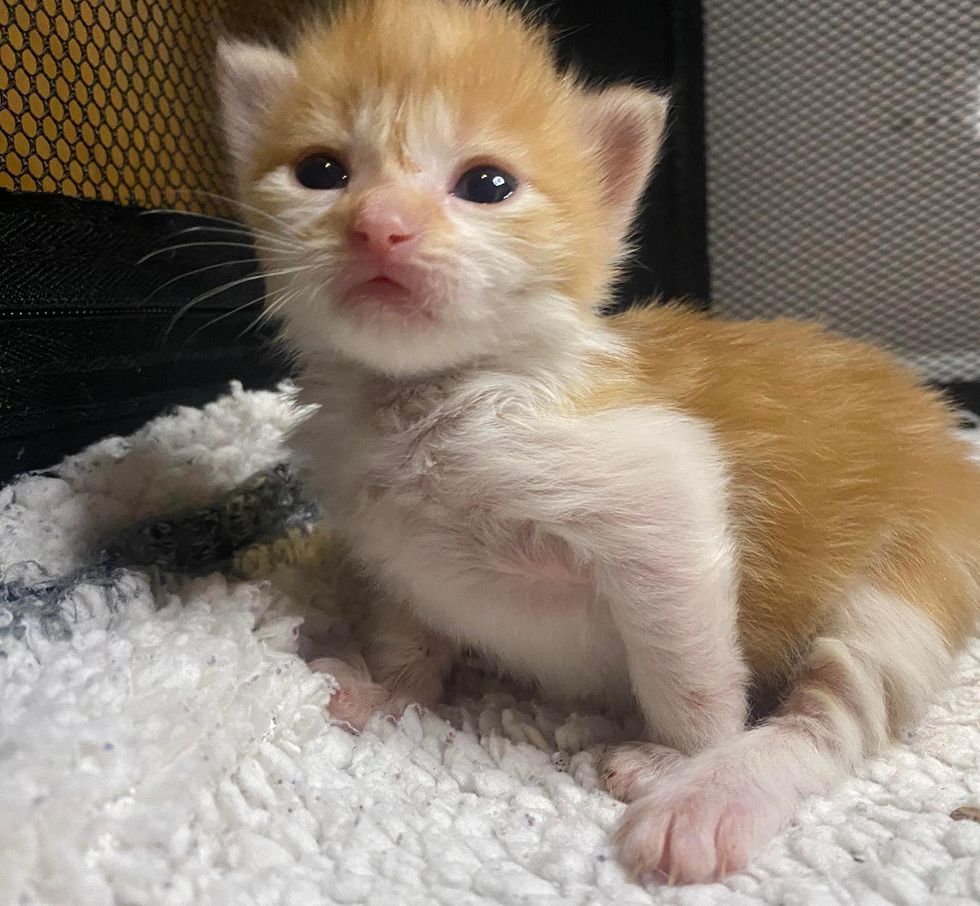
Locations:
580;86;670;242
216;39;297;177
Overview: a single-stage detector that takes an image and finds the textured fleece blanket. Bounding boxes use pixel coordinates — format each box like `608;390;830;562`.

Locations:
2;382;979;906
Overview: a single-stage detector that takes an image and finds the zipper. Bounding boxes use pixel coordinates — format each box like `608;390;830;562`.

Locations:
0;306;252;319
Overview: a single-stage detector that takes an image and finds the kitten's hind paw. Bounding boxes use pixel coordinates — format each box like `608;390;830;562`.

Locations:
598;741;686;802
309;656;391;732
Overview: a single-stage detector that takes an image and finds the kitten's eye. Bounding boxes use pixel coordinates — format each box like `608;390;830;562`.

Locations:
295;153;349;190
452;166;518;204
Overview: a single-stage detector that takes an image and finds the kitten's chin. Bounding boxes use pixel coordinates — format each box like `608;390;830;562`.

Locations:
305;313;485;377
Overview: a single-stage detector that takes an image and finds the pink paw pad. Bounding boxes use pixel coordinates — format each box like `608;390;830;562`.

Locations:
309;657;391;731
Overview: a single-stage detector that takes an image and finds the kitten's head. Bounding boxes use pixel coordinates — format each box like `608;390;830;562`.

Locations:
217;0;667;376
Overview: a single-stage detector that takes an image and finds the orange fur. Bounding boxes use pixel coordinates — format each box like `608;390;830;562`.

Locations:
576;304;980;699
240;0;664;306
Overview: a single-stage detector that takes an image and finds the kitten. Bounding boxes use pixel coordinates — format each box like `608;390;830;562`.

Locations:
216;0;980;883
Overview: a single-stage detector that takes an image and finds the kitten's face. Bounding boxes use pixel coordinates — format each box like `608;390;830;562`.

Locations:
218;0;666;376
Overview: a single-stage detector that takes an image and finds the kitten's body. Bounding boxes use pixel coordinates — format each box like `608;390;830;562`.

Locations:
218;0;980;883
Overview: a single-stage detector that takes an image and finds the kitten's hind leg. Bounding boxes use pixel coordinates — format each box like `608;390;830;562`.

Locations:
359;600;455;713
314;600;455;731
615;582;952;884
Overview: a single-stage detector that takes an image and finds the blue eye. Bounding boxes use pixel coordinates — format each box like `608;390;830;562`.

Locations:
295;153;349;190
452;165;518;204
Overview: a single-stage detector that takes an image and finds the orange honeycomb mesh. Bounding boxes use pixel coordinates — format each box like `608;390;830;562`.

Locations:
0;0;233;213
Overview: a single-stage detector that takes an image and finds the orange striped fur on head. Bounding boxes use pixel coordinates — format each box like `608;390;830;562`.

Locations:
268;0;666;303
218;0;668;376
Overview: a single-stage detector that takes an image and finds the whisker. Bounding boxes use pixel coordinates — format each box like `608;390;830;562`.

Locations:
163;223;252;238
174;188;303;238
161;224;300;252
138;208;248;230
156;216;302;246
137;240;290;265
260;279;307;321
141;259;271;306
182;283;297;350
163;265;316;339
233;287;300;341
175;288;274;358
238;229;303;251
138;203;302;249
200;191;303;238
138;208;299;252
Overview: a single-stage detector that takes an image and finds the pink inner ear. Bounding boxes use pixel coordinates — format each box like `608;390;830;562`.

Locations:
585;88;669;235
216;40;296;175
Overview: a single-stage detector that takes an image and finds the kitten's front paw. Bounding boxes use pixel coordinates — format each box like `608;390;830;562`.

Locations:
599;741;685;802
309;657;391;732
615;761;785;884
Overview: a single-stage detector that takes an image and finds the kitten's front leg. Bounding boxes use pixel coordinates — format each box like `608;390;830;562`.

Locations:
312;600;454;731
478;409;749;756
598;529;748;755
593;534;746;807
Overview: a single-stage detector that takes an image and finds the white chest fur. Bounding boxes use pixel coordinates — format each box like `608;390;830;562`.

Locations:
292;363;738;715
293;368;631;703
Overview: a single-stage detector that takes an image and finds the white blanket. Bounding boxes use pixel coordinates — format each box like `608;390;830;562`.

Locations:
2;383;978;906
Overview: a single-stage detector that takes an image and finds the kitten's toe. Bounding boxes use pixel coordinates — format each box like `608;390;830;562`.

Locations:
598;741;685;802
309;656;390;732
615;758;785;884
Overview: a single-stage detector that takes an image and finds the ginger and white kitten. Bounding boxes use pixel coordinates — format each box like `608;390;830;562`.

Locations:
217;0;980;884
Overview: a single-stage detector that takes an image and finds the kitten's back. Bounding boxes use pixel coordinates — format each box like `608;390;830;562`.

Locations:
582;304;980;688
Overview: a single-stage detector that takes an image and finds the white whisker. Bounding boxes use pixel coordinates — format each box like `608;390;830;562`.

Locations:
163;265;316;339
139;208;300;250
175;288;272;357
160;222;302;250
137;240;291;265
138;208;247;230
234;287;301;341
180;281;301;352
186;188;304;238
141;259;288;306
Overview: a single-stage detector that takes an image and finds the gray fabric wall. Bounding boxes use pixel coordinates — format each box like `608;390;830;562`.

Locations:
704;0;980;381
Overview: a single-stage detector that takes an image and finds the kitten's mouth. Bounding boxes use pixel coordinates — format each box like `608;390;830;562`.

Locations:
363;276;402;290
348;275;413;304
338;269;436;321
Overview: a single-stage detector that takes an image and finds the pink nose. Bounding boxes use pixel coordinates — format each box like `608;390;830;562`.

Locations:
348;204;420;257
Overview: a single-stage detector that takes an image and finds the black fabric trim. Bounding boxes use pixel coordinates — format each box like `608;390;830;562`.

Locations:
942;382;980;420
522;0;711;310
0;191;291;482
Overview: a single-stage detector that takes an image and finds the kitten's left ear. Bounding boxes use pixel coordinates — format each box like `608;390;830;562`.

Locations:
581;86;670;239
216;39;297;180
